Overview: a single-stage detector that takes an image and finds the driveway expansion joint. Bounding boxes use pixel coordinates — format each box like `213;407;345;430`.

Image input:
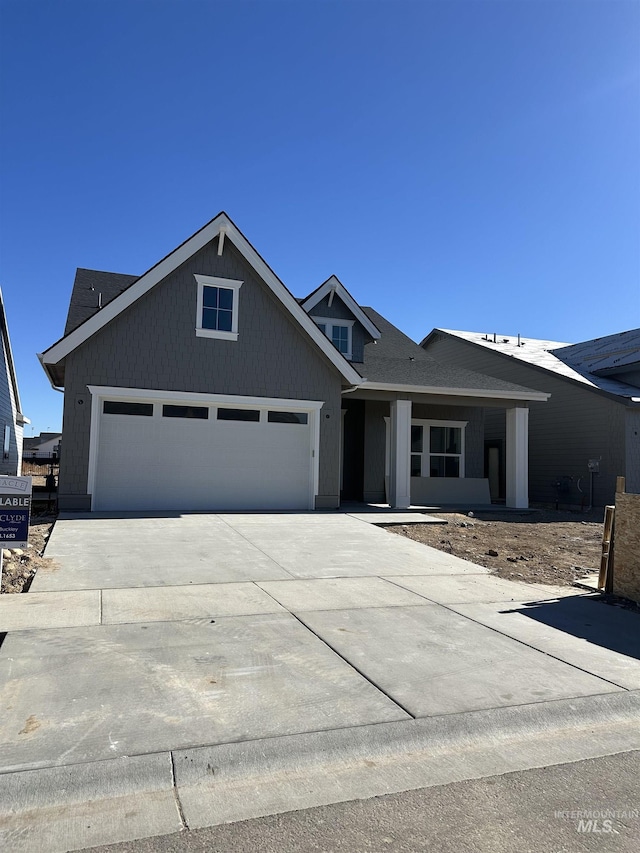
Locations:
382;576;633;692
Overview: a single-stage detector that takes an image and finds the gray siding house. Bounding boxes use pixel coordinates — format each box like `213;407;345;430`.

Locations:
39;213;546;513
0;287;29;476
422;329;640;507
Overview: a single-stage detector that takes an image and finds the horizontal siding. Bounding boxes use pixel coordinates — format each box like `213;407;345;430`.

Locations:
425;334;628;506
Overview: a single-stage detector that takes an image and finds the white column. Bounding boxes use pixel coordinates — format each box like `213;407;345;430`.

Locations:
506;406;529;508
389;399;412;509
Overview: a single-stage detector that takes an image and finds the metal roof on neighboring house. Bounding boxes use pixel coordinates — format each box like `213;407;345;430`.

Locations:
432;329;640;401
551;328;640;376
358;309;542;397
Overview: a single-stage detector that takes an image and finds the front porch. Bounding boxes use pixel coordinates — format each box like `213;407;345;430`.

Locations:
340;393;530;510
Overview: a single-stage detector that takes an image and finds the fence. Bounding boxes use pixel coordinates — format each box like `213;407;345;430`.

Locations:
21;453;59;488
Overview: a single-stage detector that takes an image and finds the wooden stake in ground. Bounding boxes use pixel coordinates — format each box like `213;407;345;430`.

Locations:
599;505;615;590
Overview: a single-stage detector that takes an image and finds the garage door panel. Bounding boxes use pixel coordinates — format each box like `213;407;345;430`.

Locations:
93;402;314;511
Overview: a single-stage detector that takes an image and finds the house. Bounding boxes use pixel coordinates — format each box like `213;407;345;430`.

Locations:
0;287;29;476
23;432;62;457
38;213;546;513
421;328;640;507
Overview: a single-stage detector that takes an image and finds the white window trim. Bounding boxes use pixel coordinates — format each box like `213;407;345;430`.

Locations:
86;386;323;510
195;274;243;341
313;317;355;360
385;417;467;478
412;418;467;478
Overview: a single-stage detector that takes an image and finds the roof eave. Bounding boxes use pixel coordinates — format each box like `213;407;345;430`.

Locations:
39;214;363;387
301;276;382;340
354;381;549;402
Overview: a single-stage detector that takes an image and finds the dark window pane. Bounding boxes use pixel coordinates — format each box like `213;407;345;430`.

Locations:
162;405;209;419
430;456;461;478
430;426;445;454
316;322;326;334
430;456;445;478
268;411;308;425
202;286;218;308
217;408;260;422
103;401;153;416
332;325;349;353
411;454;422;477
217;288;233;310
445;456;460;477
202;307;218;329
430;426;461;455
217;309;233;332
411;425;423;453
444;428;461;455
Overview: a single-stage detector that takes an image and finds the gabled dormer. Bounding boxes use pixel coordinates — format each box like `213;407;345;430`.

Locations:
301;275;381;363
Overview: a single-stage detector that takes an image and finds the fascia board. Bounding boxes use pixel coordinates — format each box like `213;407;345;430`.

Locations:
87;386;326;410
302;277;381;340
40;214;363;386
223;231;363;385
359;381;550;402
41;213;232;364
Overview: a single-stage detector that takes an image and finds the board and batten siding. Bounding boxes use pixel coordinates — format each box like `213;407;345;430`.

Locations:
59;236;344;510
424;333;630;506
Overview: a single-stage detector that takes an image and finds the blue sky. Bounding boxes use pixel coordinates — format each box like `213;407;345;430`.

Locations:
1;0;638;436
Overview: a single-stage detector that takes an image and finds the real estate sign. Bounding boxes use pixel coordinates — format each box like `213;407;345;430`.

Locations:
0;475;32;548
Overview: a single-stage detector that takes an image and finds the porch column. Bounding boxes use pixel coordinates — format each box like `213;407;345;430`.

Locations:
389;399;412;509
506;406;529;508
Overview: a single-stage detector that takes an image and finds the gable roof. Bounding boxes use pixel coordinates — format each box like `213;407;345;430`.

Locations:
39;213;363;387
424;328;640;403
0;287;28;425
301;276;382;340
65;269;138;335
357;310;547;400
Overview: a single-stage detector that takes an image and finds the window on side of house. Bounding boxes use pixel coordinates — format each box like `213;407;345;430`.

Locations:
195;274;243;341
312;317;354;359
410;420;467;478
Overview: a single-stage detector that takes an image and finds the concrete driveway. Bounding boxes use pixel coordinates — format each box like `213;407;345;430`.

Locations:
1;511;639;852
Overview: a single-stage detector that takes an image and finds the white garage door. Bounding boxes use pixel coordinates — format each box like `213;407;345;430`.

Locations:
91;393;319;511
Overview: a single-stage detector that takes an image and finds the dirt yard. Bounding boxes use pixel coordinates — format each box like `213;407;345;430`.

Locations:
0;513;57;594
390;508;604;586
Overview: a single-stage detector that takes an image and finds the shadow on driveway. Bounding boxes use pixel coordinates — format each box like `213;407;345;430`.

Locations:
501;594;640;660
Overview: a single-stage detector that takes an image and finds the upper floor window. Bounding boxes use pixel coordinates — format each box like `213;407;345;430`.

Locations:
313;317;354;360
195;274;243;341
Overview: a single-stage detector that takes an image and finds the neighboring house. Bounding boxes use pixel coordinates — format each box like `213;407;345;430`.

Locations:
0;287;29;476
422;328;640;507
23;432;62;457
38;213;546;513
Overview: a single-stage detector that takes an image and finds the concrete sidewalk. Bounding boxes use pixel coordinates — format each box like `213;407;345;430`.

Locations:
1;512;639;852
